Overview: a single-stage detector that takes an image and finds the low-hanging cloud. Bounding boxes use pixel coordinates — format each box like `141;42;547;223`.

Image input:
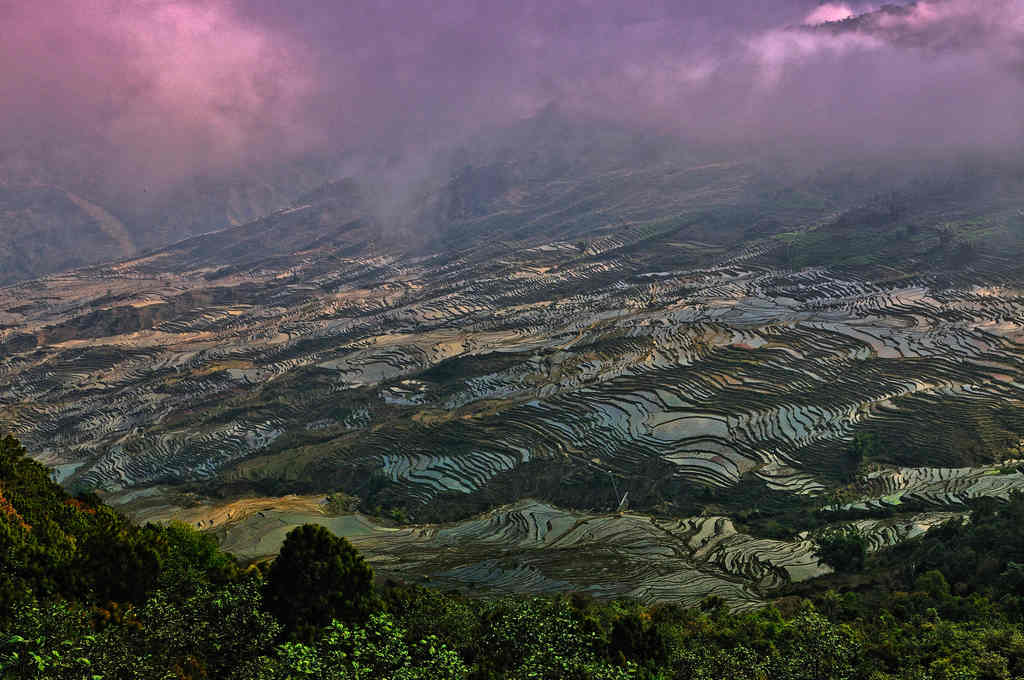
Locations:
804;4;858;25
740;0;1024;153
1;0;1022;199
0;0;316;189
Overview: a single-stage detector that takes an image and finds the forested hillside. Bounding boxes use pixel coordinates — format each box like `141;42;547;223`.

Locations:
4;433;1024;679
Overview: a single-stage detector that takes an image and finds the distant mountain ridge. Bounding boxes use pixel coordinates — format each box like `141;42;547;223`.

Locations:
0;149;338;286
811;1;1002;51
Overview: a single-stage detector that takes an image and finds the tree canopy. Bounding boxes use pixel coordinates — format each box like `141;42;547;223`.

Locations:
264;523;379;636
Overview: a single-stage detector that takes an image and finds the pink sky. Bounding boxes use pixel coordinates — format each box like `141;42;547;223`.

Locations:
804;4;858;24
1;0;1021;192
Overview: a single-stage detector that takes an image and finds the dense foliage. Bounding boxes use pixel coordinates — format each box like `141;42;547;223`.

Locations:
815;526;868;572
0;435;237;614
7;434;1024;679
264;523;378;637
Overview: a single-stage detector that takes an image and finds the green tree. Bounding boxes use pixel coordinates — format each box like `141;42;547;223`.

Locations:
844;432;879;480
122;577;281;679
815;526;868;572
263;524;378;636
776;612;859;680
471;597;635;680
0;597;97;680
608;611;670;668
270;612;467;680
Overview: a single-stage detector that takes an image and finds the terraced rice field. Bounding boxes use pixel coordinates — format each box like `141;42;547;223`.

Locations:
134;492;963;610
137;494;825;609
3;173;1024;607
7;250;1024;505
832;461;1024;511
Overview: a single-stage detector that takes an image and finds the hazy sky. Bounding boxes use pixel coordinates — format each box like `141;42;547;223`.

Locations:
1;0;1021;190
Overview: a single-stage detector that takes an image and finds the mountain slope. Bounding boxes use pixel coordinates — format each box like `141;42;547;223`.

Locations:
0;150;338;285
2;118;1024;606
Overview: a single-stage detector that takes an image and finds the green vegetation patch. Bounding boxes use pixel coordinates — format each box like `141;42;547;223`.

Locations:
8;434;1024;678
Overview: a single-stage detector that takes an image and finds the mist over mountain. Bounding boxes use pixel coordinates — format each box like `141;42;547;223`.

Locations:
1;0;1022;284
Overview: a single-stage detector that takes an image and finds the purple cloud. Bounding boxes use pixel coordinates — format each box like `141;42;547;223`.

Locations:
1;0;1021;199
